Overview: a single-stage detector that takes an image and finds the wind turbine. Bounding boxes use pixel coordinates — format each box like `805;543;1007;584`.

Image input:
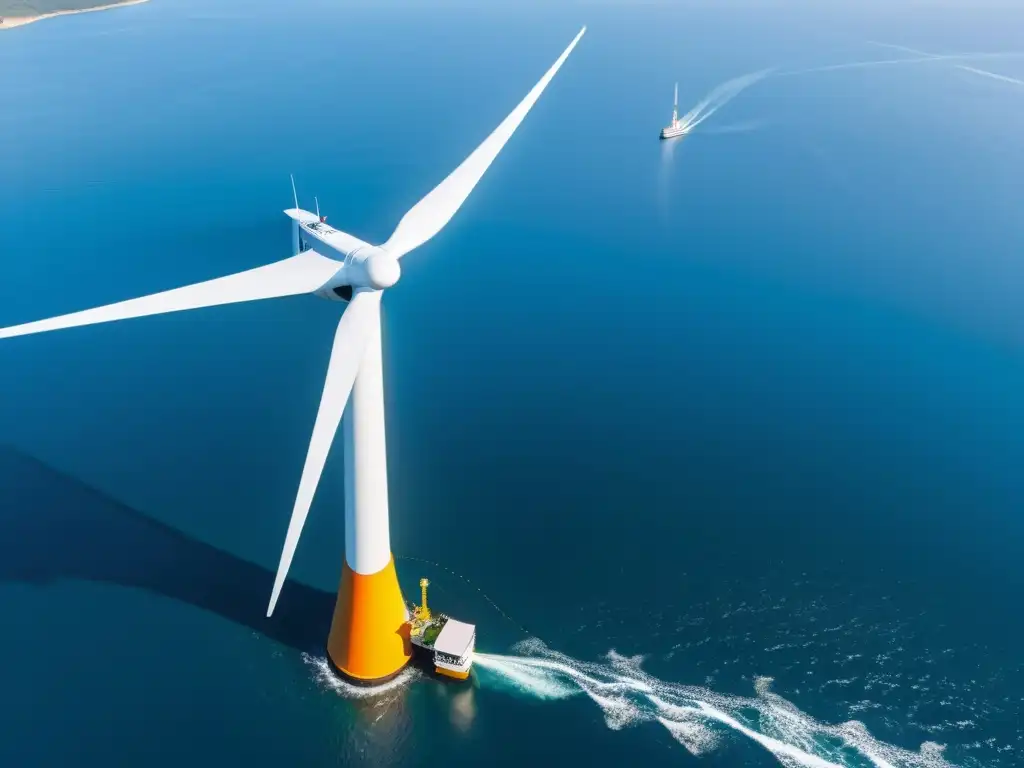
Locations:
0;26;586;683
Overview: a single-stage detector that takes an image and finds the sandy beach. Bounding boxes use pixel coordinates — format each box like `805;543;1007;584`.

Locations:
0;0;148;31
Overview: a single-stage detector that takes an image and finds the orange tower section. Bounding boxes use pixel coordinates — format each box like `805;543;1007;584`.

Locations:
326;557;410;682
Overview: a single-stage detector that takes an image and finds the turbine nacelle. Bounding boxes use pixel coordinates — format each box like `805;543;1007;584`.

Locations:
315;247;401;301
363;250;401;290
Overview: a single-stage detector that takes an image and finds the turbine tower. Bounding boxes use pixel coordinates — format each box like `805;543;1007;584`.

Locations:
0;27;586;683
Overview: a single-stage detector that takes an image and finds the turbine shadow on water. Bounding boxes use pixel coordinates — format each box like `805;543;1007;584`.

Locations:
0;445;335;653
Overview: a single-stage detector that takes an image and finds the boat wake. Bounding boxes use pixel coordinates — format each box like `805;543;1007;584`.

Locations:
677;69;773;134
657;72;770;215
475;639;956;768
665;48;1024;141
780;51;1024;78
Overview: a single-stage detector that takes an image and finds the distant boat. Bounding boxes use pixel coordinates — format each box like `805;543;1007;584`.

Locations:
659;82;688;140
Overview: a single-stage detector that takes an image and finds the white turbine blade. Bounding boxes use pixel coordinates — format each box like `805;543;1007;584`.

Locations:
266;289;382;617
381;26;586;260
0;251;342;340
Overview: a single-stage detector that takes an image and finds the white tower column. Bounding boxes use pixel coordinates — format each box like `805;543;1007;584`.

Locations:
327;297;410;682
342;315;393;575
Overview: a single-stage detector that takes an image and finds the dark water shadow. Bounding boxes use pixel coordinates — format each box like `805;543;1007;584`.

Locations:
0;445;335;653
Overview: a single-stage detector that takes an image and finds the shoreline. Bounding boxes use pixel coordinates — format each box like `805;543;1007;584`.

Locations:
0;0;149;31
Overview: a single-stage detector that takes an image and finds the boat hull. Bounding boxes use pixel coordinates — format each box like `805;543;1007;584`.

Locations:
660;126;688;139
435;665;471;681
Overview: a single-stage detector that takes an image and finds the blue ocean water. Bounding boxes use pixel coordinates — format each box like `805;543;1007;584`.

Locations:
2;1;1023;765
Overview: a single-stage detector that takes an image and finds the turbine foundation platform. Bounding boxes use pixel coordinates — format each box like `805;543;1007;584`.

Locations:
326;556;411;684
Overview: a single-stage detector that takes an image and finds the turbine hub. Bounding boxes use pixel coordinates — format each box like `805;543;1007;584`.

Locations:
364;252;401;290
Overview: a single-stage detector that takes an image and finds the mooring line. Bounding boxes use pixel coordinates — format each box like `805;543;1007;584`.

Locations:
396;554;535;639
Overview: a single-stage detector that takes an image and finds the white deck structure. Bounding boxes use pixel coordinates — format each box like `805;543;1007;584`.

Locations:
433;619;476;677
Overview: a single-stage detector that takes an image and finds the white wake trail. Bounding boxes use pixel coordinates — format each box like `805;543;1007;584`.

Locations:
475;639;958;768
956;65;1024;87
866;42;1024;89
865;41;933;57
781;51;1024;77
678;69;773;133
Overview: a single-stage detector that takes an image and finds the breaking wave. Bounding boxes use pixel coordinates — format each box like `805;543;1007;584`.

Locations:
302;652;420;699
475;639;957;768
